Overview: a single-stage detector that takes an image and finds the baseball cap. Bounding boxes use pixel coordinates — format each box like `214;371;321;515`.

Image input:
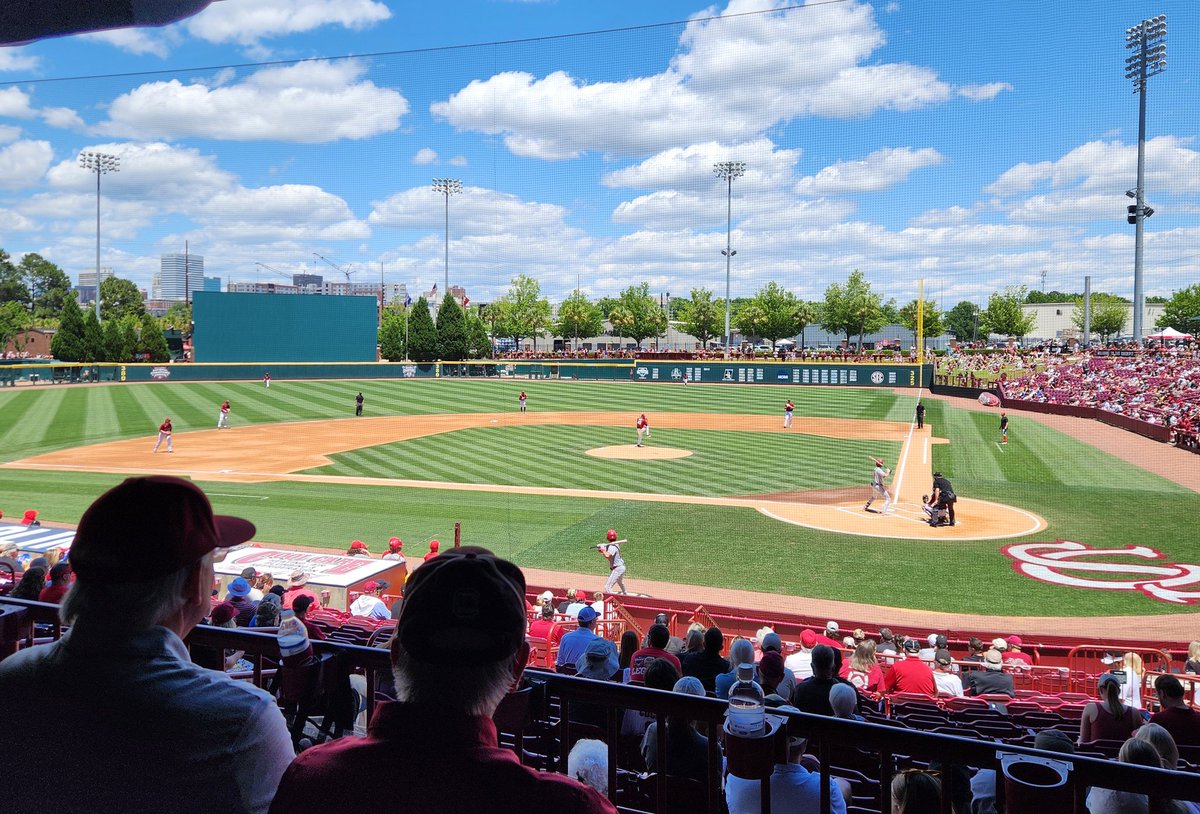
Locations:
1098;672;1122;689
69;476;255;582
395;546;527;667
927;633;939;646
577;606;598;624
933;471;942;478
991;637;1008;651
903;638;921;654
240;566;258;580
209;602;237;626
375;579;389;591
537;589;554;603
934;649;952;666
826;621;839;633
853;628;866;641
227;577;252;597
1005;635;1023;647
761;632;783;653
362;581;379;592
800;629;816;647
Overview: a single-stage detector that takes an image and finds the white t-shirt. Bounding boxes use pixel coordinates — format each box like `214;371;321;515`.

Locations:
934;671;964;697
784;649;813;681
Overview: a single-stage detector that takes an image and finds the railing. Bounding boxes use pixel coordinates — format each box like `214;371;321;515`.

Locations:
4;597;1199;814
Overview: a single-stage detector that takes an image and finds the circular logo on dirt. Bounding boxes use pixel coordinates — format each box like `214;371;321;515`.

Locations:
870;371;884;384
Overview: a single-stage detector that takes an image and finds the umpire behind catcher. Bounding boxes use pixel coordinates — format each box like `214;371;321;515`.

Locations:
931;471;957;527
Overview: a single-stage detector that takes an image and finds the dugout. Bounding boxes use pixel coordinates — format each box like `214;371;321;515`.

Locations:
215;546;407;611
192;292;377;363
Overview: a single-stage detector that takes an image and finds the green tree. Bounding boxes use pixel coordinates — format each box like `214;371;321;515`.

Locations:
607;282;668;349
1071;294;1128;341
0;300;31;351
378;305;408;361
468;315;492;358
137;313;170;362
163;301;193;330
898;299;945;349
1155;284;1200;333
945;300;981;341
99;277;145;321
81;310;104;362
675;288;724;348
554;289;604;350
823;270;885;348
0;249;30;305
795;301;819;349
492;275;552;351
119;319;138;363
734;282;806;349
435;292;469;361
102;318;123;362
19;254;72;319
981;286;1037;340
406;297;438;362
50;295;86;361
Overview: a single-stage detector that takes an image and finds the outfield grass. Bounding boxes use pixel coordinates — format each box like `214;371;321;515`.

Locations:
1;378;1198;616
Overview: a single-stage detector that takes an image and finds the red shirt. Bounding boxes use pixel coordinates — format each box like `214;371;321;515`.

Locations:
424;550;439;562
269;702;616;814
281;587;318;610
881;655;936;696
636;416;647;429
158;420;172;433
628;647;682;684
38;583;69;604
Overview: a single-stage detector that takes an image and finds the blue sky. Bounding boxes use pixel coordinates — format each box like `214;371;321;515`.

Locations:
0;0;1196;307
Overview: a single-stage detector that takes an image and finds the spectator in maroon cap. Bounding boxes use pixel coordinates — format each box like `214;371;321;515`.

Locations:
37;562;72;604
269;546;616;814
0;476;293;814
291;594;326;642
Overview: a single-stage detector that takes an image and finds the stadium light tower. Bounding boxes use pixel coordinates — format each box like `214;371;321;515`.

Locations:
713;160;746;358
78;151;120;320
432;178;462;294
1125;14;1166;344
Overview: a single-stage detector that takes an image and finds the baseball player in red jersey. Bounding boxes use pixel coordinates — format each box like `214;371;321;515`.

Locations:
263;372;271;388
152;417;173;453
636;413;649;447
217;400;231;429
784;399;794;429
519;391;527;412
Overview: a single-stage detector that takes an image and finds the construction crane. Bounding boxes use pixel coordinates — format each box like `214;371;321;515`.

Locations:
312;252;358;283
254;262;292;283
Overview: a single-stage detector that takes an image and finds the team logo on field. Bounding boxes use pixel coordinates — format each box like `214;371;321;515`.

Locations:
150;367;170;380
1001;539;1200;605
870;371;884;384
636;367;649;380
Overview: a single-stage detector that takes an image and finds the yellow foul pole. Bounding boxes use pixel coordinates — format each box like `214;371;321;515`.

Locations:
917;279;925;387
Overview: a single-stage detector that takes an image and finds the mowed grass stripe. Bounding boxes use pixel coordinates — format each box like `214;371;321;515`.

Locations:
82;387;120;443
0;390;51;454
109;385;157;436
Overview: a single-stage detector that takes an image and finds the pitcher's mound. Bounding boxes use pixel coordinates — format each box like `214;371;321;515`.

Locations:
586;445;693;460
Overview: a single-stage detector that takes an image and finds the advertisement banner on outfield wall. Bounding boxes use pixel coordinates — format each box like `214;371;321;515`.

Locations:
640;363;927;388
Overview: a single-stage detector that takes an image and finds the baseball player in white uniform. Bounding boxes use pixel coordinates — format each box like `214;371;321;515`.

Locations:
784;399;794;429
864;458;893;514
217;400;230;429
636;414;649;447
597;529;628;595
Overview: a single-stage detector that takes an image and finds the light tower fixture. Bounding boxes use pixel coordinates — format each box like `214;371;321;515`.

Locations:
713;160;746;358
78;150;120;320
1124;14;1166;343
431;178;462;295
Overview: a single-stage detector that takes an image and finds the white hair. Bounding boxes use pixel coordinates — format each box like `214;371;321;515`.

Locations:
728;638;755;668
673;676;705;697
392;646;519;717
568;739;609;796
60;557;203;631
829;683;858;718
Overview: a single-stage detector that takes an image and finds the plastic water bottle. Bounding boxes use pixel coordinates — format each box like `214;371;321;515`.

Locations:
727;663;765;737
277;609;309;658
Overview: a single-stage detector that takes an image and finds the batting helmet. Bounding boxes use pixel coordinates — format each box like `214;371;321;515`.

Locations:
606;529;617;542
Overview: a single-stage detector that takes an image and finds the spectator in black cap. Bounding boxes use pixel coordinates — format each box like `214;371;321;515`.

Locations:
0;475;292;814
270;546;617;814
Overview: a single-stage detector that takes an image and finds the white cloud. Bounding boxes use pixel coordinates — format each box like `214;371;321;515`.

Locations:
368;185;572;236
0;48;38;72
413;148;438;165
794;147;943;196
39;107;85;130
186;0;391;46
46;142;237;205
0;87;35;118
195;185;370;243
96;61;408;143
602;139;800;190
448;155;468;167
0;208;36;232
0;124;21;142
432;0;957;159
81;29;172;58
908;205;977;227
0;140;53;190
958;82;1013;102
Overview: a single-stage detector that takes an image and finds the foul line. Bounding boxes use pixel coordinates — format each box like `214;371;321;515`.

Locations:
892;387;923;500
208;493;270;500
995;442;1006;454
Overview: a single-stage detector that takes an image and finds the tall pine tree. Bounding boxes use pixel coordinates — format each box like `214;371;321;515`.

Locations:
138;313;171;362
81;311;104;363
407;297;438;362
50;296;86;361
378;306;408;361
468;315;492;358
435;292;469;361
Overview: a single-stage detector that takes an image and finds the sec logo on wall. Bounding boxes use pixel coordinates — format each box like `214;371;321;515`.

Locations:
870;371;884;384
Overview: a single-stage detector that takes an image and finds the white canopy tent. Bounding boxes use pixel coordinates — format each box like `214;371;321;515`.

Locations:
1146;326;1193;340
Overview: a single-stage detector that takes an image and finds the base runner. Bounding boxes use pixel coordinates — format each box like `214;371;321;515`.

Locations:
597;529;628;595
152;417;173;453
864;457;892;514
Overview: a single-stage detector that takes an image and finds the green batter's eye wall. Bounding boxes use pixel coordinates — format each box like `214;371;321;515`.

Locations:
192;292;379;363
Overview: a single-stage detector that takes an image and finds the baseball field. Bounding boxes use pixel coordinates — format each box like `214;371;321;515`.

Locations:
1;376;1198;620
